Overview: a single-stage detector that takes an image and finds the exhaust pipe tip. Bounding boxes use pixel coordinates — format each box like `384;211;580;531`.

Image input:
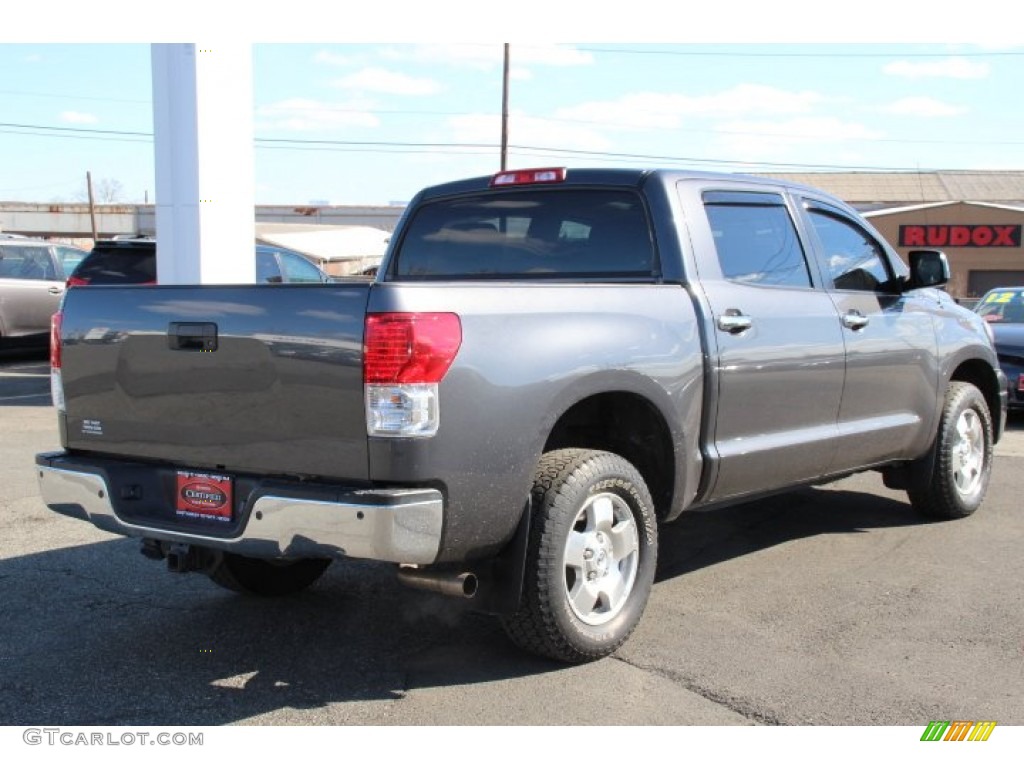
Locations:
398;566;478;599
459;572;479;599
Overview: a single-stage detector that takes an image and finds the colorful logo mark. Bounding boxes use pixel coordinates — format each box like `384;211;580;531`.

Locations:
921;721;996;742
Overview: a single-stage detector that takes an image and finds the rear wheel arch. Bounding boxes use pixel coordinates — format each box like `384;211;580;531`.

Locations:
543;390;677;519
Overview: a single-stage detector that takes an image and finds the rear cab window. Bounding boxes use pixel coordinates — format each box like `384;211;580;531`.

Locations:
75;245;156;284
390;189;656;280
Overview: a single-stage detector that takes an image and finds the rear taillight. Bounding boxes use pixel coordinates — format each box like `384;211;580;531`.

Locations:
364;313;461;437
66;276;90;287
50;312;64;410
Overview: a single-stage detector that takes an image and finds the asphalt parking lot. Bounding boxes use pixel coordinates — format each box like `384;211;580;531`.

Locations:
1;349;1022;727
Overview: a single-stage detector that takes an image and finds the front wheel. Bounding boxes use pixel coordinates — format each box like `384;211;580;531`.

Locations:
908;381;993;520
208;554;331;597
502;449;658;663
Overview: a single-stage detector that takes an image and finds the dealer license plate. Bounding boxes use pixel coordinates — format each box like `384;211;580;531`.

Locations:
175;470;233;523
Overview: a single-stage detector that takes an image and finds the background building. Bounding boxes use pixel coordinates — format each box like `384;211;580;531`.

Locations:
3;170;1022;292
765;171;1024;299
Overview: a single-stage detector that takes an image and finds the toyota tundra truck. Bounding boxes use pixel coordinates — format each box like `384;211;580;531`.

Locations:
35;168;1007;663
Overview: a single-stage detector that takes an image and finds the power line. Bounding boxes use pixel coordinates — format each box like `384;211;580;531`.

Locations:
0;122;150;137
1;120;1017;175
0;128;151;145
8;118;1023;151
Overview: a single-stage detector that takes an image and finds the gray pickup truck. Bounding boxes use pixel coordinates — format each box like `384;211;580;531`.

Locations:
36;168;1007;663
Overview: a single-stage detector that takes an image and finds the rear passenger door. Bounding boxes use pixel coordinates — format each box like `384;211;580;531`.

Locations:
800;197;939;468
682;187;846;502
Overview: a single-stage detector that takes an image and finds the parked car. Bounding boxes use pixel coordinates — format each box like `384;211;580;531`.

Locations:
68;236;331;285
974;287;1024;409
0;233;87;347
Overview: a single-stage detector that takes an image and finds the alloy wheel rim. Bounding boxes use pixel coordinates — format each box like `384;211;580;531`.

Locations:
562;492;640;626
951;409;985;497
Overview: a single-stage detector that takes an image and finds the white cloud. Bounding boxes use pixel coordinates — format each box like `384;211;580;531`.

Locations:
314;50;355;67
883;57;990;80
255;98;379;132
60;111;98;124
449;112;612;153
332;68;441;96
713;117;883;159
556;84;825;131
879;96;966;117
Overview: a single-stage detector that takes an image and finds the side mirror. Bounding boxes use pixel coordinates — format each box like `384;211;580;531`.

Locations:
908;249;950;289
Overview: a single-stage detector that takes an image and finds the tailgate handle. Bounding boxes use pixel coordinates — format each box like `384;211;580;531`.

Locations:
168;322;218;352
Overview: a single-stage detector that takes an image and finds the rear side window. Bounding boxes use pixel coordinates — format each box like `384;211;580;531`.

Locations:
56;246;87;276
703;191;811;288
391;189;655;279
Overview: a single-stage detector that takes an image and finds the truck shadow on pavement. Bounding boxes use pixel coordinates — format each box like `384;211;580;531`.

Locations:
655;483;927;582
0;483;938;725
0;536;548;726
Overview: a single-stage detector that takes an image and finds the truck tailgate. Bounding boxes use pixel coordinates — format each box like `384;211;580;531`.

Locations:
58;283;371;481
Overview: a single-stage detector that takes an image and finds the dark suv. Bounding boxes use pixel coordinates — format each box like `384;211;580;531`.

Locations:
69;237;331;285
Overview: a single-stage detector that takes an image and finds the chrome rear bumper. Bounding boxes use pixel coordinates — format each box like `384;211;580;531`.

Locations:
36;460;443;564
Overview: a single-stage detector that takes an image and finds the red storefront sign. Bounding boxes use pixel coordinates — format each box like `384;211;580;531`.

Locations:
899;224;1021;248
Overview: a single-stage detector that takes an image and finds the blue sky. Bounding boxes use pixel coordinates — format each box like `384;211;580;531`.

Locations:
1;13;1021;205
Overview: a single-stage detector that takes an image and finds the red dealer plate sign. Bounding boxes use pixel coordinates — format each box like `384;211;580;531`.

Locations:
175;471;233;522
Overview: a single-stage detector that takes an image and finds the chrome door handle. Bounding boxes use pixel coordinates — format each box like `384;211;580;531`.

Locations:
842;311;869;330
48;286;64;295
717;311;753;334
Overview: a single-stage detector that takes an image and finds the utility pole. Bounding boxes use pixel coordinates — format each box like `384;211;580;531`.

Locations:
86;171;98;240
501;43;510;171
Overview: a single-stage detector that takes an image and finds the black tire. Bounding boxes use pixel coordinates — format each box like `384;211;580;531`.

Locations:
502;449;658;663
208;554;331;597
908;381;993;520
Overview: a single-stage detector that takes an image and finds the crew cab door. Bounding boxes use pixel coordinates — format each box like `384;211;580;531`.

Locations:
799;197;939;468
682;187;846;502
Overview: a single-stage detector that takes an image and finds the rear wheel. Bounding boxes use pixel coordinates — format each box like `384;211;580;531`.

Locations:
502;449;658;663
208;554;331;597
908;381;993;520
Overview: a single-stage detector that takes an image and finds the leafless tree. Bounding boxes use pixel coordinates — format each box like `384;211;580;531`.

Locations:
75;177;125;203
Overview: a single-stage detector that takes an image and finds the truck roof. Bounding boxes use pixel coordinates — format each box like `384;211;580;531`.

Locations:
414;167;858;213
